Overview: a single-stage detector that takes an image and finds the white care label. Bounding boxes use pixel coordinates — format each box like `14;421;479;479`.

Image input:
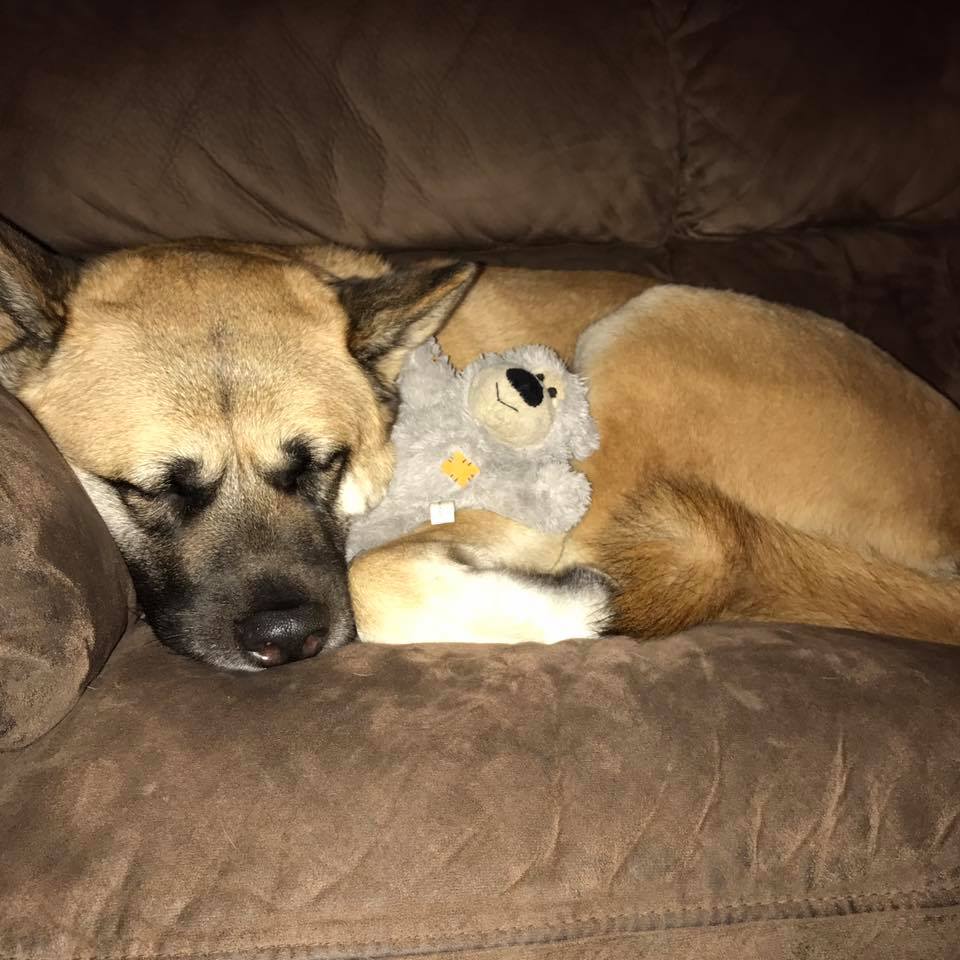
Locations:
429;500;457;525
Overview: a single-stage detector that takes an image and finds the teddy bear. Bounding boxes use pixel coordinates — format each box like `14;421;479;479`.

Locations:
346;338;599;560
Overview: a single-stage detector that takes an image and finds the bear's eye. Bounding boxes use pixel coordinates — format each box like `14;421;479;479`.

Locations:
548;387;558;398
536;373;545;382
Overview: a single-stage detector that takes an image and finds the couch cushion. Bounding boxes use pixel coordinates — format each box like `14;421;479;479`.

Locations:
672;2;960;235
3;1;958;257
2;621;958;958
0;0;676;255
0;388;133;750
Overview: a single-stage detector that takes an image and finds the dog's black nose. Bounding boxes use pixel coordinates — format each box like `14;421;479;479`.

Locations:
505;367;544;407
237;603;329;667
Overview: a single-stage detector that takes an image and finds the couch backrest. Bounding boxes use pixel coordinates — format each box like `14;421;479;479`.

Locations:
1;0;956;255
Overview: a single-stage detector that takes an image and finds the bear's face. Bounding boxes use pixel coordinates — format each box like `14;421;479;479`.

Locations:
466;363;565;447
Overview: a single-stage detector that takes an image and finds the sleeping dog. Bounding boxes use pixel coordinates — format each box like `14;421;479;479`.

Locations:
3;220;960;669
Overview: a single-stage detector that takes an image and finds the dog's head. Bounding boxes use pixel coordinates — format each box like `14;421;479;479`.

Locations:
0;222;478;670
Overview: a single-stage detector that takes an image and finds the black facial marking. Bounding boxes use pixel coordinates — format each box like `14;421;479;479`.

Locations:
266;437;350;505
267;438;314;493
125;552;199;658
98;458;219;529
165;458;219;511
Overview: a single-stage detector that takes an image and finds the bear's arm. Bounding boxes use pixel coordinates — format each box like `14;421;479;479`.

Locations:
462;459;591;535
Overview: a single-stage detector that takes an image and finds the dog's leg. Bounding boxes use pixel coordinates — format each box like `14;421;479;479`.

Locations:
354;477;960;647
349;510;613;645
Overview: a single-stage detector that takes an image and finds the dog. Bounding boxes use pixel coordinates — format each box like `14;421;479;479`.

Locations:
3;219;960;670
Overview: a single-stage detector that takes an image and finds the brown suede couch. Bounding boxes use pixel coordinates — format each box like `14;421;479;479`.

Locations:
2;3;960;958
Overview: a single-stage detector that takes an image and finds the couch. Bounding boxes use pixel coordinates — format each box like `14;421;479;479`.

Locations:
2;2;959;957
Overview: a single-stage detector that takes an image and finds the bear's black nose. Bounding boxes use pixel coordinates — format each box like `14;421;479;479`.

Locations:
505;368;544;407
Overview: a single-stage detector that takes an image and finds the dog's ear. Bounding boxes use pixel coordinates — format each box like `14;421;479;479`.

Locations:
336;261;480;381
0;220;79;393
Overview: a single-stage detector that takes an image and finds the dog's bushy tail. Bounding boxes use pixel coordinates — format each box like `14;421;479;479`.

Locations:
597;477;960;645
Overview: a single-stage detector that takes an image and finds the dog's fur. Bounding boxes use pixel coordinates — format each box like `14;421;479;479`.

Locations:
4;220;960;668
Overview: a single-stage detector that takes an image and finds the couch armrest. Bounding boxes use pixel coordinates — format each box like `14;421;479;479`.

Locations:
0;387;134;750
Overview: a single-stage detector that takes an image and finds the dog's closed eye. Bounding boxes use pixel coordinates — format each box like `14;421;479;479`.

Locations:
102;458;219;519
267;439;314;493
267;438;349;497
165;458;218;502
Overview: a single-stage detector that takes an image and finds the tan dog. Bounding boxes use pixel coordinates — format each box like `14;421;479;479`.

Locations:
354;270;960;648
2;219;960;671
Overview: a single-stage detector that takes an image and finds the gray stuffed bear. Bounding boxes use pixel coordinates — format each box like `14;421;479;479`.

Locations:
346;338;599;560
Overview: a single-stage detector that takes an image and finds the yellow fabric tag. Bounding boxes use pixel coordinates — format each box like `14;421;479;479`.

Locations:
441;451;479;488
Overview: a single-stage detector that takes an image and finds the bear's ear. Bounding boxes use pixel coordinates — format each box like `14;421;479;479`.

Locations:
335;262;480;382
0;219;79;393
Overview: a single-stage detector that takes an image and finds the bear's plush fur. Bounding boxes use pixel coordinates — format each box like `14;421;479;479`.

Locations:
346;339;599;560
